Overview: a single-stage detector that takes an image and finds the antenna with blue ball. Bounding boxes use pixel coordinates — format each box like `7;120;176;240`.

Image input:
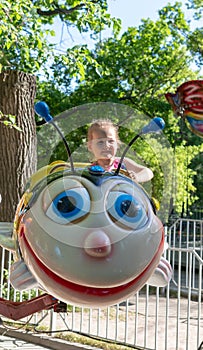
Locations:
115;117;165;175
34;101;75;173
140;117;165;135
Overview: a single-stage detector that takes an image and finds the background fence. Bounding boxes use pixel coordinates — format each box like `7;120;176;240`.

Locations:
0;218;202;350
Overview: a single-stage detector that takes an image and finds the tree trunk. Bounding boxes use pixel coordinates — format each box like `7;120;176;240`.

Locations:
0;70;37;222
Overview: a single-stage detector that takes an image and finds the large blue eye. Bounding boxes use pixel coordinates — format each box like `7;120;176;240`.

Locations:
107;192;148;229
46;188;90;224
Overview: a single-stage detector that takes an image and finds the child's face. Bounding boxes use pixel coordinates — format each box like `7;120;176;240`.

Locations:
88;127;118;160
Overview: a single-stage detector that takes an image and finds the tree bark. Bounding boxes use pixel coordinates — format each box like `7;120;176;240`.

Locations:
0;70;37;222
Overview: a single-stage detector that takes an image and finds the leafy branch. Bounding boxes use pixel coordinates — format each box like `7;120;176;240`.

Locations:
37;2;86;16
0;111;22;131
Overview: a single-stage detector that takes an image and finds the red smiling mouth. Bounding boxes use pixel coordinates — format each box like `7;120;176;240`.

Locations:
19;227;164;299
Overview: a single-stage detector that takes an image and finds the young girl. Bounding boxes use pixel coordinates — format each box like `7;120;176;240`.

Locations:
87;119;153;183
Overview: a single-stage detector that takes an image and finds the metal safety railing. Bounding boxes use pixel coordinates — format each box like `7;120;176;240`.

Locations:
0;218;202;350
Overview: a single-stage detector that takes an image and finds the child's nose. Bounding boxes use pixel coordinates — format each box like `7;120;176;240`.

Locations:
104;140;111;148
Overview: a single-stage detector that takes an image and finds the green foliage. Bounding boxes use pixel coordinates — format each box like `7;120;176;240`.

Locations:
0;0;120;75
0;111;22;130
1;0;203;219
53;10;197;103
0;0;52;73
40;1;203;219
187;28;203;67
186;0;203;18
173;143;203;213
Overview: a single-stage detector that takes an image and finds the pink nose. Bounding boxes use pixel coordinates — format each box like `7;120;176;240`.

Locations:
84;231;111;258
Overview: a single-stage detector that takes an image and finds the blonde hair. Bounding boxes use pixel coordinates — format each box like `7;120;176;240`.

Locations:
87;119;120;143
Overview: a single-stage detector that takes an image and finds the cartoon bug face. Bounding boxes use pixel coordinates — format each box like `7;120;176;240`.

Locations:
4;101;169;307
12;162;164;307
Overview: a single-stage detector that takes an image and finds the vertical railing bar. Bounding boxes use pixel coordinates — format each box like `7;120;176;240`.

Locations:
20;290;23;302
106;306;110;339
97;308;101;336
7;250;12;300
185;220;189;287
49;308;57;333
124;299;129;344
172;224;176;268
0;248;5;298
13;288;17;301
115;304;119;341
164;225;170;350
154;287;159;349
186;252;192;350
72;305;75;331
88;308;92;334
197;262;202;349
176;245;182;350
165;284;170;350
134;291;139;346
192;222;196;289
144;284;149;348
80;307;83;333
200;221;203;261
33;289;40;324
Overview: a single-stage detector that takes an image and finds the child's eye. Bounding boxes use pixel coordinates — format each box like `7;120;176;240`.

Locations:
97;141;104;146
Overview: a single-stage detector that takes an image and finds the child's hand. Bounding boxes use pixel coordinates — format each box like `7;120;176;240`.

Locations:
128;170;138;182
